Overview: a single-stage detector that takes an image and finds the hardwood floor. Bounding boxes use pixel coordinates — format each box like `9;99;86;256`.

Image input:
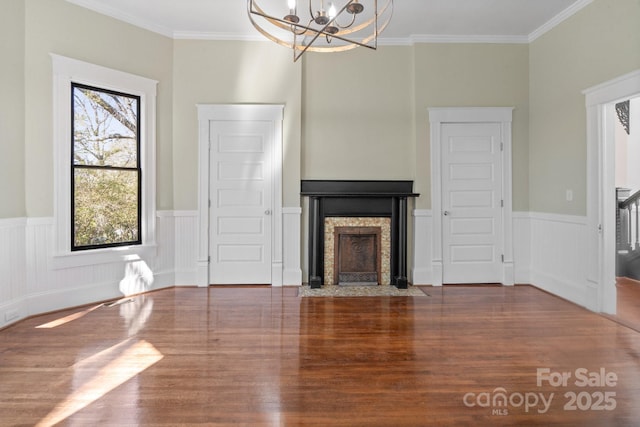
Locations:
615;277;640;332
1;285;640;426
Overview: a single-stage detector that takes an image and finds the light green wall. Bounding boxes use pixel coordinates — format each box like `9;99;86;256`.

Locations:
172;40;302;209
529;0;640;215
14;0;639;220
302;44;530;211
413;43;530;210
23;0;174;216
0;0;26;218
300;43;529;278
302;47;415;181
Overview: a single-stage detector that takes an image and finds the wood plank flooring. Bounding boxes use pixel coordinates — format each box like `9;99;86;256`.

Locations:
615;277;640;332
1;285;640;426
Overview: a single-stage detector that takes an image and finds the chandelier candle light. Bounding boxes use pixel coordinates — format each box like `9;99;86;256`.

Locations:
248;0;393;62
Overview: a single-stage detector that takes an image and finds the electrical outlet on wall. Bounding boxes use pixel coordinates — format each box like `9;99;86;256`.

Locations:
566;189;573;202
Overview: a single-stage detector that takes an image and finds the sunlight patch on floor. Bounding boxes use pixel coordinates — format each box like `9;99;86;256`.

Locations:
35;304;104;329
36;339;163;427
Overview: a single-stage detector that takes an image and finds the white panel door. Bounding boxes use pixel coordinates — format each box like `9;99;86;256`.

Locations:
209;120;273;284
441;123;503;283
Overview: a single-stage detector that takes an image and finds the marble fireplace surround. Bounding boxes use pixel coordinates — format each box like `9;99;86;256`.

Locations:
301;180;419;289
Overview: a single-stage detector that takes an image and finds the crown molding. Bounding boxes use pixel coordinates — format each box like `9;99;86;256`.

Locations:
66;0;595;46
172;31;265;42
65;0;173;38
377;37;413;47
409;34;529;44
528;0;594;42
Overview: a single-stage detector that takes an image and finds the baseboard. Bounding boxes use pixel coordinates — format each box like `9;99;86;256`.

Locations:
153;270;176;289
283;268;302;286
174;269;198;286
283;207;302;286
410;267;432;285
530;270;589;309
513;212;531;283
27;274;176;318
412;209;432;285
0;297;27;329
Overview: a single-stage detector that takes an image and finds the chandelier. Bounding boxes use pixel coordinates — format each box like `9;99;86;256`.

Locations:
248;0;394;62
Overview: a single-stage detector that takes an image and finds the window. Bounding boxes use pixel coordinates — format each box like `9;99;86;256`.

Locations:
71;84;142;250
52;54;157;267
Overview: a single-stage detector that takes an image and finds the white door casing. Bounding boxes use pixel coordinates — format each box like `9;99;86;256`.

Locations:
197;105;284;287
441;122;503;283
429;107;514;286
583;69;640;314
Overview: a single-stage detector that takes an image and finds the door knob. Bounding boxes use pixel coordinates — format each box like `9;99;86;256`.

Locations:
265;210;272;215
443;211;450;216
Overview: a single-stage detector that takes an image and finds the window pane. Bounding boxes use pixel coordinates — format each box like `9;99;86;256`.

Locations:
73;169;140;248
73;85;139;168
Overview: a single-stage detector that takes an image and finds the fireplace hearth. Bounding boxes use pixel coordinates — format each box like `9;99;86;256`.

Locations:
301;180;419;289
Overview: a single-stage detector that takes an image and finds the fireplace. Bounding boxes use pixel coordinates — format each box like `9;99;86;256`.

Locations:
301;180;419;289
336;228;379;284
324;217;391;285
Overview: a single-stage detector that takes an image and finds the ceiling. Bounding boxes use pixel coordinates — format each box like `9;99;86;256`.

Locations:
66;0;591;43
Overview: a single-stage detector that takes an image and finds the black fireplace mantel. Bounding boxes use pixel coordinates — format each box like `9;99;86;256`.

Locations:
301;180;419;289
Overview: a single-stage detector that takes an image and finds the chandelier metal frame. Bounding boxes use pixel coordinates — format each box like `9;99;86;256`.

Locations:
248;0;394;62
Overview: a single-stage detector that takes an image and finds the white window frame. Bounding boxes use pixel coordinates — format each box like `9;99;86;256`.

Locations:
51;54;158;268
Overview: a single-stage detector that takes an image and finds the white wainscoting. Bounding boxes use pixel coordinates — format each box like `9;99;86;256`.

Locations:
412;210;533;287
513;212;532;284
172;208;301;287
283;207;302;286
411;209;433;285
25;218;109;314
170;211;199;285
155;212;176;288
0;210;593;329
0;213;178;329
528;212;591;308
1;208;299;327
0;218;27;328
411;210;590;310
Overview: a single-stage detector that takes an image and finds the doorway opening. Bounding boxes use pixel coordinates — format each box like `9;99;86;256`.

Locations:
615;97;640;278
614;96;640;330
584;69;640;315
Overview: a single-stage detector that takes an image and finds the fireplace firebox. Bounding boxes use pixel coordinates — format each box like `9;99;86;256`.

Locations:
335;226;381;285
301;180;419;289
